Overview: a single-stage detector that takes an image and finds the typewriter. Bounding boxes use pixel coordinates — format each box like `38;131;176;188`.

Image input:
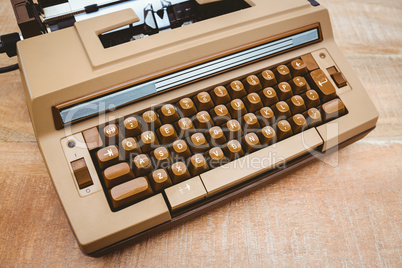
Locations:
12;0;378;255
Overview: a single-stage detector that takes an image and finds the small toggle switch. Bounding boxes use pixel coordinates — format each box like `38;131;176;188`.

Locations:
71;158;93;189
327;66;347;88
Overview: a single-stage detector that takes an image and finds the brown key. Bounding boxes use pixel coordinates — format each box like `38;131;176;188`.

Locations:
157;124;178;144
210;104;231;125
159;104;180;124
194;92;215;111
188;154;210;176
187;132;210;153
224;119;243;140
142;110;162;130
205;126;227;146
168;161;191;183
175;117;196;138
259;70;277;88
226;80;247;99
257;126;277;146
288;59;308;77
97;145;119;169
287;95;306;114
227;99;247;118
150;147;172;169
205;147;228;168
303;89;321;108
177;97;198;117
308;69;337;102
223;140;244;161
272;101;291;120
274;65;292;83
243;75;262;93
243;93;263;113
82;127;103;151
139;131;159;152
103;162;134;189
194;111;214;130
123;116;143;137
210;86;231;105
241;133;261;154
121;137;141;159
288;114;308;134
290;76;309;95
132;154;154;177
171;140;192;160
300;54;319;72
256;107;276;126
276;82;293;100
274;120;293;140
259;87;279;107
148;169;172;192
242;113;261;133
321;98;346;122
103;124;121;145
109;177;153;210
304;108;322;127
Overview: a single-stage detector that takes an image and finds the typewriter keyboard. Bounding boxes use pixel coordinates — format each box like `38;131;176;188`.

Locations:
80;53;347;212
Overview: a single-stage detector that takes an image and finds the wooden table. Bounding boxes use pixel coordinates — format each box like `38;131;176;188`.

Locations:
0;0;401;266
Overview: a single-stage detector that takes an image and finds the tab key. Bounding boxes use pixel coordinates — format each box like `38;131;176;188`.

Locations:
97;145;120;169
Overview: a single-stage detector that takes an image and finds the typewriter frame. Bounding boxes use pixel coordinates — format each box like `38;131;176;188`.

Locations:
16;0;378;255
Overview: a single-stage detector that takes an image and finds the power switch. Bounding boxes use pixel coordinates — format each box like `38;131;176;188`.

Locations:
71;158;93;189
327;66;347;88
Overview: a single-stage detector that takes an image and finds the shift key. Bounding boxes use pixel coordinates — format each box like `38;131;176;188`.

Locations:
164;176;207;211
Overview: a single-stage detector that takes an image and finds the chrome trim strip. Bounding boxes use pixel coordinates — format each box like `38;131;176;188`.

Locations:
59;28;319;125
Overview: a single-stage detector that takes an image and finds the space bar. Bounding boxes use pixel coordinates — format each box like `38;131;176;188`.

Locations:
200;128;323;196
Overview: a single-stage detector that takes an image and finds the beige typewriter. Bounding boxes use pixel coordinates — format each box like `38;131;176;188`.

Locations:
14;0;378;255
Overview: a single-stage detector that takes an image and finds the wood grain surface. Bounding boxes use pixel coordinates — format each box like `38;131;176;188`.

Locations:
0;0;401;266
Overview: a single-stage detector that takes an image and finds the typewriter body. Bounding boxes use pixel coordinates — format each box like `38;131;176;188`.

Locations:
15;0;378;255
